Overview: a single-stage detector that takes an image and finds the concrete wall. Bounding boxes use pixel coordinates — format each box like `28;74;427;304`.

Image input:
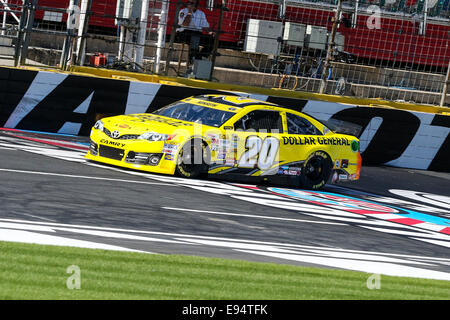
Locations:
1;66;449;172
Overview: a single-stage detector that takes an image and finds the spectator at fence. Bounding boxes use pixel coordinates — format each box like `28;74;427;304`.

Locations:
176;0;214;68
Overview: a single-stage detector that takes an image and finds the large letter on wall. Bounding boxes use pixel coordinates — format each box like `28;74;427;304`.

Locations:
13;74;130;135
428;115;450;173
331;107;421;165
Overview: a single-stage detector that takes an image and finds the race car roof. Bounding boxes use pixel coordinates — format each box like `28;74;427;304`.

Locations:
194;94;278;109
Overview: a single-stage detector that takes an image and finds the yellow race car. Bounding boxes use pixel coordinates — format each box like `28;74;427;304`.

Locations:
85;94;362;189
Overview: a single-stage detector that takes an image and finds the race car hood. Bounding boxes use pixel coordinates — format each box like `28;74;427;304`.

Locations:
101;113;197;135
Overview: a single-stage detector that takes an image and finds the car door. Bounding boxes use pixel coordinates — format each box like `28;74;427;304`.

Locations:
231;109;284;175
279;112;324;165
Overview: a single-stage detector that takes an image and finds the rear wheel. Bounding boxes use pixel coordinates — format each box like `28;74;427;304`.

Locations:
300;151;332;190
175;139;210;178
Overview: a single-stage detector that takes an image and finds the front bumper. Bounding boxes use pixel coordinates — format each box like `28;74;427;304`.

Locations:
85;131;178;175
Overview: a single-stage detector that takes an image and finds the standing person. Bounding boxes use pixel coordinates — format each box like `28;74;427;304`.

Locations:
177;0;213;68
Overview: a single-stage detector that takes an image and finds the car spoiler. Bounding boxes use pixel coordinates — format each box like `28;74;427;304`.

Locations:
323;119;363;138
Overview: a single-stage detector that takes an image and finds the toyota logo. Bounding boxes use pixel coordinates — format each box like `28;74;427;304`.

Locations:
111;130;121;139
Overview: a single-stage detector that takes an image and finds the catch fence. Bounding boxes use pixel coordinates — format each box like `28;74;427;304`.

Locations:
0;0;449;105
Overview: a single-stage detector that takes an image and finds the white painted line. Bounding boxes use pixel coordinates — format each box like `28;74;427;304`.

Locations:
411;238;450;249
0;229;147;253
1;218;449;263
236;249;450;281
0;168;175;186
162;207;346;226
360;226;450;241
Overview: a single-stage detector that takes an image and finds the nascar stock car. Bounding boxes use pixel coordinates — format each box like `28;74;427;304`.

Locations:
85;94;362;189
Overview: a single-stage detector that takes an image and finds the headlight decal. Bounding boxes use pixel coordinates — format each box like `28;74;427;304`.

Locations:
138;132;176;142
94;120;104;131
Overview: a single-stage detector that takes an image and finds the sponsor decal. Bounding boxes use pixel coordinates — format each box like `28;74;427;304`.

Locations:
162;143;178;154
287;169;302;176
164;154;174;161
99;139;126;148
278;166;302;176
282;136;351;147
283;136;316;145
317;137;351;146
207;134;220;144
217;153;226;160
225;157;236;166
351;140;359;152
195;100;218;107
219;139;231;147
334;160;340;169
341;159;349;168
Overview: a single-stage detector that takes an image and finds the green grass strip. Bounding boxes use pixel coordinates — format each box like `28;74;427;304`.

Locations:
0;241;449;300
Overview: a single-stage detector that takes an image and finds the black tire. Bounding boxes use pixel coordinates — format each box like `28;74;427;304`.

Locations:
300;151;332;190
175;139;210;178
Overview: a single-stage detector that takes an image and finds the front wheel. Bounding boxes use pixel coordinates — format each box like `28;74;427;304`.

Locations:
300;151;332;190
175;139;210;178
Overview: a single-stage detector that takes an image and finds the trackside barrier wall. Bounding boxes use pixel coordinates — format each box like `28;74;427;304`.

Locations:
0;66;449;173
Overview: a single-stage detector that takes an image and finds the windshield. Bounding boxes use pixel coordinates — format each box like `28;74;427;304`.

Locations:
153;102;235;127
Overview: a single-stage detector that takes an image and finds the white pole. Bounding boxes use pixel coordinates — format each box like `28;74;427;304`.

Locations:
1;0;20;24
76;0;88;65
135;0;149;67
118;25;125;61
440;60;450;107
1;0;7;36
352;0;359;28
155;0;168;74
420;0;428;35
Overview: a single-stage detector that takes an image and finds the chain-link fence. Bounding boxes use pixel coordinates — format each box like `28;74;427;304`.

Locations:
0;0;449;106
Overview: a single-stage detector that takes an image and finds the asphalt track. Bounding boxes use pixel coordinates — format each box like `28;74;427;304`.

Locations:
0;129;449;281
